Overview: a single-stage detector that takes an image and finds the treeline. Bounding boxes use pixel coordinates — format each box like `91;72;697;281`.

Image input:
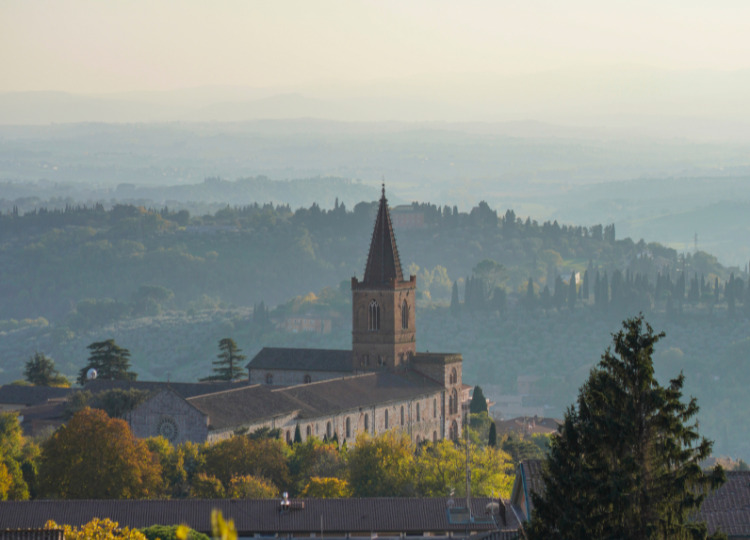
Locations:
3;195;732;328
0;407;533;501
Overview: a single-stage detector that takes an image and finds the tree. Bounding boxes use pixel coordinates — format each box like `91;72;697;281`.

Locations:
469;386;488;414
202;338;246;381
77;339;137;385
38;408;162;498
488;422;497;448
348;431;416;496
227;474;277;498
528;316;725;540
293;424;302;444
450;281;461;316
300;476;351;498
23;353;70;387
44;518;147;540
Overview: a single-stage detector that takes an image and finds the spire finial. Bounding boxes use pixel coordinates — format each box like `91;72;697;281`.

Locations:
381;178;385;199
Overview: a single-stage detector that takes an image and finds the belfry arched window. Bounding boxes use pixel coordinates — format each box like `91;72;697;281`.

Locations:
401;300;409;329
451;388;458;415
368;300;380;331
450;368;457;385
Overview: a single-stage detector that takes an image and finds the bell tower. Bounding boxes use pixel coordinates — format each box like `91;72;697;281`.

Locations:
352;185;416;371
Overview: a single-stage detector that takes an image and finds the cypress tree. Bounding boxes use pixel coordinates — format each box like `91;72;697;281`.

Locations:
450;281;461;316
469;386;488;414
567;271;577;310
528;316;725;540
488;422;497;448
293;424;302;444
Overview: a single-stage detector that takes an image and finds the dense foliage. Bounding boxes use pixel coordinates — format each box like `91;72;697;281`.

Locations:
528;317;725;540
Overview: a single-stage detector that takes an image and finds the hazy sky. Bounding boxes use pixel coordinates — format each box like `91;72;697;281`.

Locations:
2;0;749;94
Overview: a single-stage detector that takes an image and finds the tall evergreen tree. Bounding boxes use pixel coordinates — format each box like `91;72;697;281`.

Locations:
202;338;246;381
469;386;488;414
77;339;136;385
528;316;725;540
450;281;461;316
488;422;497;448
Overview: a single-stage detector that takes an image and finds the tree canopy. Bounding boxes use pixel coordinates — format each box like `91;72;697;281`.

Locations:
77;339;137;385
23;353;69;387
528;316;726;540
38;408;161;499
202;338;246;381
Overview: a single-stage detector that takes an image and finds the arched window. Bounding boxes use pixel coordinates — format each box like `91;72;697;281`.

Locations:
433;398;437;418
326;421;332;439
416;402;420;422
451;388;458;415
265;373;273;385
364;414;369;432
451;420;459;441
368;300;380;331
400;406;405;426
303;374;312;383
306;425;312;437
433;431;438;442
286;430;291;443
401;300;409;329
450;368;457;385
384;409;389;429
346;417;351;438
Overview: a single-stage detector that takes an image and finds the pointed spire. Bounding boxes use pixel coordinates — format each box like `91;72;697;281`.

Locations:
363;185;404;285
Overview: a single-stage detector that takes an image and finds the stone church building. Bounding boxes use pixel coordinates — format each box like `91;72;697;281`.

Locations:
127;187;465;445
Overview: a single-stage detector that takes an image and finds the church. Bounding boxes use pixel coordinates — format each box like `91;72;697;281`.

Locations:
126;187;465;444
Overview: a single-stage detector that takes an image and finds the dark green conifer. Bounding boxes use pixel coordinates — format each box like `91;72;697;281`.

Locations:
469;386;488;414
528;316;725;540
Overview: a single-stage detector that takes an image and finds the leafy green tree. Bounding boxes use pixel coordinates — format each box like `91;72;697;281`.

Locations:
77;339;137;385
23;353;70;387
141;525;208;540
288;438;345;495
202;338;246;381
199;436;289;490
348;431;416;496
189;472;225;498
528;316;725;540
227;474;278;498
469;386;488;414
0;412;33;500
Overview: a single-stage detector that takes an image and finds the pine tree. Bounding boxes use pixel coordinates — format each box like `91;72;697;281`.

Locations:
24;353;69;387
202;338;246;381
528;316;725;540
77;339;136;385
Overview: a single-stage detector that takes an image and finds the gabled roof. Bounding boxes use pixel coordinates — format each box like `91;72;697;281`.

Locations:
362;185;404;286
0;385;73;406
0;498;518;535
246;347;353;372
276;371;442;419
187;385;300;431
510;459;544;521
83;379;253;399
699;470;750;537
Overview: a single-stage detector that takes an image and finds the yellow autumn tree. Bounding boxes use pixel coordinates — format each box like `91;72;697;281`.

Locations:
45;518;147;540
300;476;351;498
38;407;162;498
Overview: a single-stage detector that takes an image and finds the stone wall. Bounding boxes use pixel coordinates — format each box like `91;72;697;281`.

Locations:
128;390;208;444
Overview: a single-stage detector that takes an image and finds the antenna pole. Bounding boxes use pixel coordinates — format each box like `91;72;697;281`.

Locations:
465;419;471;521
